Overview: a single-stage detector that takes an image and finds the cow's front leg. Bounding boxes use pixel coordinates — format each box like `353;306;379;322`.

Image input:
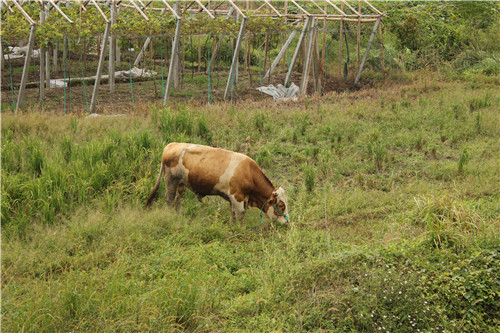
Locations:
229;205;236;224
230;199;246;223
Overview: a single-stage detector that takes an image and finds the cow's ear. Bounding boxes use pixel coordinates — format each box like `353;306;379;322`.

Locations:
269;189;278;204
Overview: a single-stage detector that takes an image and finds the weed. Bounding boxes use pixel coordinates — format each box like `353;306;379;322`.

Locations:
457;146;469;174
70;117;78;134
25;138;44;176
304;166;315;193
1;77;499;333
412;194;485;251
60;135;73;162
469;93;492;111
197;115;212;143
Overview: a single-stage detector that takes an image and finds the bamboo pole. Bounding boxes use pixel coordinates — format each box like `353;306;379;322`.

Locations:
244;35;249;73
285;17;310;87
198;35;201;72
224;17;247;100
378;22;385;79
53;42;58;72
89;21;111;113
313;26;321;93
46;46;50;88
339;2;344;78
163;18;182;104
355;17;380;85
173;2;180;88
264;22;300;79
321;0;327;76
39;10;46;100
300;17;315;95
134;37;151;67
109;1;116;93
63;36;68;75
357;0;361;71
263;33;269;81
16;24;37;113
0;36;4;72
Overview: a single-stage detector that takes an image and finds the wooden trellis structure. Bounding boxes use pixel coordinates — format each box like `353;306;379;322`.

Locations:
2;0;385;112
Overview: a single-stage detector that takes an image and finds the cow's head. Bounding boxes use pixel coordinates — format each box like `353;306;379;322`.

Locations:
265;187;289;225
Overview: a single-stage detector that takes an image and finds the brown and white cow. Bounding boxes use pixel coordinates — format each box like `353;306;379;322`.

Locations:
146;143;289;225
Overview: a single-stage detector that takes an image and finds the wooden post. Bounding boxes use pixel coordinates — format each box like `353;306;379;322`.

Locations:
339;3;344;78
134;37;151;67
0;36;4;72
322;9;327;75
264;22;301;79
89;21;111;113
263;33;269;81
198;35;201;72
109;1;116;93
234;11;239;84
313;27;321;93
45;9;50;88
244;35;249;73
53;41;58;72
181;36;185;86
16;24;37;113
163;18;182;104
357;0;361;71
63;37;68;74
116;39;121;67
355;17;381;85
173;1;180;89
224;17;247;100
378;22;385;79
40;10;46;101
285;17;310;87
300;17;315;95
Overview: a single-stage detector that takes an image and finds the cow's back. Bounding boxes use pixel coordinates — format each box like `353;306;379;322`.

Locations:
162;142;193;168
163;143;249;197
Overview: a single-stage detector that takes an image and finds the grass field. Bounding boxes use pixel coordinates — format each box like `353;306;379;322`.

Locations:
2;71;499;332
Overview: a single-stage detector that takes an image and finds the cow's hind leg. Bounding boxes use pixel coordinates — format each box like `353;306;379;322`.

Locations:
164;170;179;207
174;184;186;212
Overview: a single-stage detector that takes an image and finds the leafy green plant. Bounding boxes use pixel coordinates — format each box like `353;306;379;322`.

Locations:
304;165;315;193
458;147;469;174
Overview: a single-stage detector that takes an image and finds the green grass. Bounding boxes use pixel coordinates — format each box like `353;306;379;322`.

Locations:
2;74;500;332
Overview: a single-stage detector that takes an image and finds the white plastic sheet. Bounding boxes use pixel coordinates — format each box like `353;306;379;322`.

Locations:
256;83;299;102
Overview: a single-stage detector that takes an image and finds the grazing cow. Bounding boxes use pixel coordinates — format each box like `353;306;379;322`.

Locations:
146;143;289;225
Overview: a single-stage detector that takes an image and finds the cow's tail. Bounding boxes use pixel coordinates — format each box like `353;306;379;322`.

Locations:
146;162;164;207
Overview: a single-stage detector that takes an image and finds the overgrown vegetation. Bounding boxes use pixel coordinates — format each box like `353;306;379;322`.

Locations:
2;74;499;331
2;2;500;332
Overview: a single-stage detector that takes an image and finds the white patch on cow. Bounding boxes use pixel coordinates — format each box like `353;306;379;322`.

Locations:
213;153;246;195
172;144;196;184
214;153;248;215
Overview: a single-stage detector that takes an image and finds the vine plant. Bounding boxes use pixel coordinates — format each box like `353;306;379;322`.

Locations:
1;3;294;46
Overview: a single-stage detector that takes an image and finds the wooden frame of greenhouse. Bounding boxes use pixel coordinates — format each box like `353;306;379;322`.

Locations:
1;0;386;113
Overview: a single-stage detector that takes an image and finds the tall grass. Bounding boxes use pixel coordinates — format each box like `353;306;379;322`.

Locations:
2;76;499;332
